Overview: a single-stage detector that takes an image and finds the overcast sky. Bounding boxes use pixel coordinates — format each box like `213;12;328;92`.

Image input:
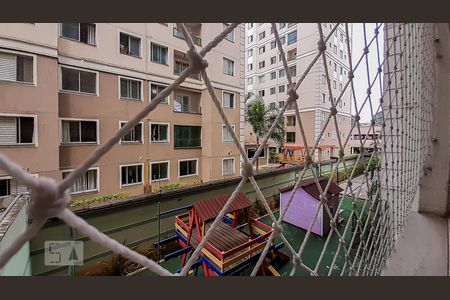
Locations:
350;23;384;122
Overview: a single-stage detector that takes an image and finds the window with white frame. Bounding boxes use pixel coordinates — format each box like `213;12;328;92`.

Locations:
120;122;143;143
279;85;285;93
247;49;253;57
222;125;235;142
271;40;276;49
0;178;10;197
150;123;169;142
279;35;286;44
248;23;253;29
223;91;235;109
247;148;265;159
150;83;169;104
279;23;286;29
248;63;253;71
258;90;265;97
270;56;276;64
150;161;169;181
121;164;143;186
321;93;326;103
223;23;234;42
60;23;96;45
0;176;32;197
223;58;234;76
62;168;98;194
151;43;168;65
247;77;253;85
61;119;97;144
258;75;265;83
259;46;265;54
259;31;265;40
279;69;285;77
288;65;297;77
119;32;141;57
0;51;34;84
287;30;297;45
61;66;97;94
222;158;235;175
258;61;265;69
248;35;253;43
120;77;142;100
270;71;276;80
0;116;35;145
270;87;276;95
179;159;197;177
278;101;285;108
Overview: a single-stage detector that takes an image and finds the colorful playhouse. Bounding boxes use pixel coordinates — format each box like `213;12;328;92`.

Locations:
279;177;343;237
174;192;286;276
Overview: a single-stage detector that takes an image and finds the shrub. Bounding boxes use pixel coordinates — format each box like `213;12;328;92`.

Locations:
70;192;129;209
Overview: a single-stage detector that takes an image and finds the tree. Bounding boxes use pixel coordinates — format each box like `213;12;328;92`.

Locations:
245;93;285;171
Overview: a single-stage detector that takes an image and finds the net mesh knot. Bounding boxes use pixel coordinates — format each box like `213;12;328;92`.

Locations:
29;177;71;219
186;49;208;75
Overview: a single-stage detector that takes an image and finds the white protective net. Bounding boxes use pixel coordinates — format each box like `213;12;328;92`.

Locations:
0;23;436;276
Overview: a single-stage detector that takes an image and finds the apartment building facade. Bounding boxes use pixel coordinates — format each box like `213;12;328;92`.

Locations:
245;23;353;164
0;23;245;201
349;123;382;154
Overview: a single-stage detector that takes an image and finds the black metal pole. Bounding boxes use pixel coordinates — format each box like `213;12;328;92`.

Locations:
157;201;161;264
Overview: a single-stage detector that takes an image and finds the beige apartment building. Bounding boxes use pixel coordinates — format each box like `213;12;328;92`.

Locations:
0;23;245;201
245;23;353;164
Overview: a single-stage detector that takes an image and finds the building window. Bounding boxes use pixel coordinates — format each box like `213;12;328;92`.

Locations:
0;51;34;84
259;31;266;40
286;132;296;143
334;63;337;72
279;101;285;108
339;50;343;59
224;23;234;42
258;90;265;97
333;45;337;54
0;116;35;145
247;77;253;85
223;91;235;109
120;122;143;143
61;67;97;94
287;31;297;45
121;164;143;187
150;161;169;182
279;85;285;93
150;123;169;143
259;61;265;69
288;65;297;77
322;74;326;84
279;23;286;29
150;83;169;104
333;80;337;89
223;58;234;76
248;63;253;71
339;83;343;91
119;32;141;57
151;43;168;65
247;148;265;159
0;178;10;197
279;69;285;77
174;95;200;114
248;23;253;29
279;35;286;44
61;119;97;144
247;49;253;57
321;93;326;103
60;23;96;45
258;75;265;83
259;46;265;54
270;56;276;64
271;40;276;49
222;158;235;175
62;168;98;194
179;159;198;177
269;102;276;109
174;125;201;148
270;72;276;80
119;77;142;100
174;60;189;75
222;125;235;142
340;66;343;75
270;87;276;95
286;116;296;126
248;35;253;43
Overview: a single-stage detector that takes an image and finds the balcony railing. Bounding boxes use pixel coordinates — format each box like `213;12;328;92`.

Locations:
173;105;201;114
173;27;202;46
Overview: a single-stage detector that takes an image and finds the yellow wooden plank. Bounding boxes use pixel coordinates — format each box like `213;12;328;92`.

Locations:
223;242;267;268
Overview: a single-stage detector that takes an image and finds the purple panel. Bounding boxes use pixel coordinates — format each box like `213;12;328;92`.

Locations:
280;188;323;236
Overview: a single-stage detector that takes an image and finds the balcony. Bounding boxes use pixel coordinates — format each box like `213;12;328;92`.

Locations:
287;48;297;62
173;50;201;80
173;92;201;114
173;24;202;46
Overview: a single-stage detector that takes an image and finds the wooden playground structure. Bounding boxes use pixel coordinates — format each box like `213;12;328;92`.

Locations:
174;192;287;276
276;144;336;165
